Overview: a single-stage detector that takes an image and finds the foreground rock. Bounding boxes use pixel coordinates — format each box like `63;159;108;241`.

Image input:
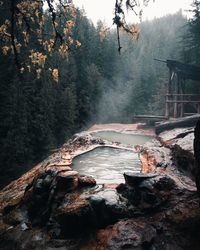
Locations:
0;124;200;249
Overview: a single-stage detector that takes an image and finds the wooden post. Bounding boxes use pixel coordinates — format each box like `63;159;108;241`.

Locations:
165;95;169;118
173;94;178;118
180;99;184;117
173;73;178;118
165;68;172;119
179;75;184;117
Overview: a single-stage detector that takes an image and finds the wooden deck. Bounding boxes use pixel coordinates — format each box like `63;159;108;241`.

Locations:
134;115;167;120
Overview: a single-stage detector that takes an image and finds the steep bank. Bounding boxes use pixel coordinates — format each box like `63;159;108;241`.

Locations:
0;123;200;249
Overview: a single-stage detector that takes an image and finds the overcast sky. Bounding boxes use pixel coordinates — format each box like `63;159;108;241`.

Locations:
73;0;193;26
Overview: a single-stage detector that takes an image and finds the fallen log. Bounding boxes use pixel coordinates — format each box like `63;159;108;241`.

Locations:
155;114;200;134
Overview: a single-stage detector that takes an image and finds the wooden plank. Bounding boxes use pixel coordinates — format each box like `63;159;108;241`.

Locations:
166;100;200;103
134;115;167;119
184;113;197;116
166;94;200;96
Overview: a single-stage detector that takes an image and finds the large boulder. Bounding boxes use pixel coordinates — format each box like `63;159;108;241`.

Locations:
88;189;128;227
55;198;95;237
86;219;157;250
124;172;158;187
78;175;96;187
55;171;79;192
117;173;176;210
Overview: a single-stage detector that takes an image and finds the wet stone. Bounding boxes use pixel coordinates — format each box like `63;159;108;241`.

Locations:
22;171;58;226
94;219;157;249
78;175;96;187
3;208;28;226
43;174;53;186
142;192;159;206
89;195;105;208
124;172;158;187
117;175;169;208
34;179;44;192
139;175;176;191
152;175;175;191
91;189;120;207
55;199;94;236
56;171;79;192
88;189;128;227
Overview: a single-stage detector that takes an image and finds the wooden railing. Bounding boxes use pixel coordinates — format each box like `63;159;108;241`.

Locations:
165;94;200;118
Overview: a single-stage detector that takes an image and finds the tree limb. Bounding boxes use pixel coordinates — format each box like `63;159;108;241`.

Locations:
11;0;20;69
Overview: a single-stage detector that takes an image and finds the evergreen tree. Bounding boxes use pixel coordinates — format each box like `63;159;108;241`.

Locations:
182;0;200;65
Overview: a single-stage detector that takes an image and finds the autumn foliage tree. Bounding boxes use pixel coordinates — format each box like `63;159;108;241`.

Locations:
0;0;152;80
0;0;80;82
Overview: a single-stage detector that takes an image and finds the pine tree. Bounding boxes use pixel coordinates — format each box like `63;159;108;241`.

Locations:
183;0;200;65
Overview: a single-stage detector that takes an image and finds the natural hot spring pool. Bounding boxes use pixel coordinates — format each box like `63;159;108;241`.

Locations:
72;147;141;184
91;131;153;146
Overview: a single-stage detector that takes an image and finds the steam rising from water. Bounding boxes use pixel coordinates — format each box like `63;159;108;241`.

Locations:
96;79;134;122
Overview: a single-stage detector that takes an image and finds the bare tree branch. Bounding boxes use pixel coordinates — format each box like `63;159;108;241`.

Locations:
11;0;20;69
46;0;63;48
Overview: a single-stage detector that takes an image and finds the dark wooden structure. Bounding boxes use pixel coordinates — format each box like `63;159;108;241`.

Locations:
164;60;200;118
134;60;200;123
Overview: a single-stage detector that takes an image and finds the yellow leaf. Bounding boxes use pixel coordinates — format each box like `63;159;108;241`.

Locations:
2;46;9;55
66;20;74;28
52;68;59;82
75;40;81;47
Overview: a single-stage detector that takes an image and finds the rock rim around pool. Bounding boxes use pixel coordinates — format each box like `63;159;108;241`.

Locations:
124;172;158;187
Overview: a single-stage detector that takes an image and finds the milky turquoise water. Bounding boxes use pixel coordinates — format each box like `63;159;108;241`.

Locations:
91;131;152;146
72;147;141;184
72;132;153;184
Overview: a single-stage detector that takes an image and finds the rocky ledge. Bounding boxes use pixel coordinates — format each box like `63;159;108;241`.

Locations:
0;123;200;250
